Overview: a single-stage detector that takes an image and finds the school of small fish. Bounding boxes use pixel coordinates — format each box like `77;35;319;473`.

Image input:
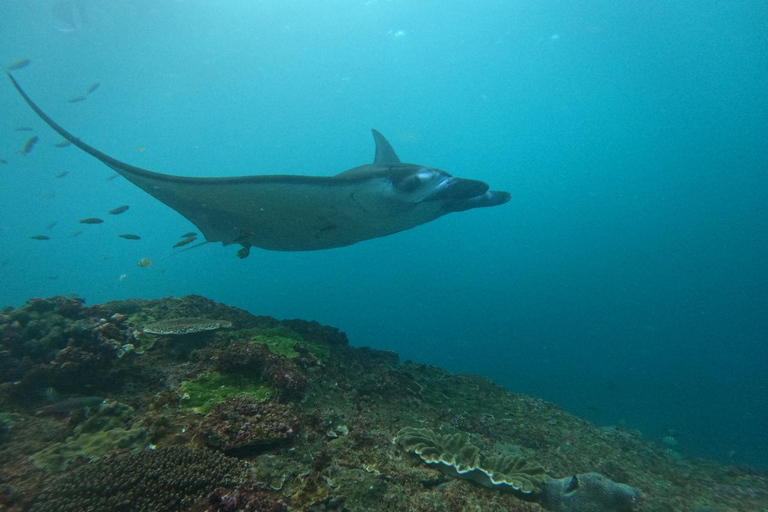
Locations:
7;60;201;272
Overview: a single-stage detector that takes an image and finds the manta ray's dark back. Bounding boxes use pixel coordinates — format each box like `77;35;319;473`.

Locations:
8;73;510;253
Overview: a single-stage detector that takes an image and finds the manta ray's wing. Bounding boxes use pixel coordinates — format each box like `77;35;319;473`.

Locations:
8;72;389;251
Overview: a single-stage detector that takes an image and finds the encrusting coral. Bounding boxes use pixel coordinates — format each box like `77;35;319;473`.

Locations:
196;396;300;454
396;426;547;495
31;401;147;471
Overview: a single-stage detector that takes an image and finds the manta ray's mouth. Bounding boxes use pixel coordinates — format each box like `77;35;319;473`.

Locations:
425;177;490;202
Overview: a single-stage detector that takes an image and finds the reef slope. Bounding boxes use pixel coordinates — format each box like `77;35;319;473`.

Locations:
0;295;765;512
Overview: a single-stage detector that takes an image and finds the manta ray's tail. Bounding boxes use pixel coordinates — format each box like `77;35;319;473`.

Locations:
7;72;167;183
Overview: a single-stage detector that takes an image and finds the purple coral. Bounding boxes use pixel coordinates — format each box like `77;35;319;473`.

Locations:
197;396;300;454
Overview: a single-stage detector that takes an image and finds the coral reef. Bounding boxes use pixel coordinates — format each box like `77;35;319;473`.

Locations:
0;295;766;512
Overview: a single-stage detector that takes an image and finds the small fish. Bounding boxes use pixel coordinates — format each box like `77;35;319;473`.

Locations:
118;234;141;240
0;159;7;164
136;146;146;152
67;95;87;103
35;396;105;416
86;82;101;95
30;235;50;240
69;230;83;238
20;135;39;155
137;258;152;267
54;140;72;148
79;217;104;224
173;237;197;248
181;232;197;238
15;126;34;132
46;221;58;230
6;58;31;71
108;205;130;215
106;173;120;181
55;171;69;179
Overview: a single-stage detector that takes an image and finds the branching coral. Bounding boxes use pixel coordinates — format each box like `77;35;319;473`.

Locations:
29;446;248;512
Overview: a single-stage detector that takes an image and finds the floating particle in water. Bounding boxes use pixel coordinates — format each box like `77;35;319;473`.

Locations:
137;258;152;267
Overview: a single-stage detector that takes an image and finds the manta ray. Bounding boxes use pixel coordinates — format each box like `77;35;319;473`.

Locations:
9;73;510;256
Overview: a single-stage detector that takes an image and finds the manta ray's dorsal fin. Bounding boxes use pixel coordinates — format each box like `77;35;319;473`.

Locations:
371;129;401;165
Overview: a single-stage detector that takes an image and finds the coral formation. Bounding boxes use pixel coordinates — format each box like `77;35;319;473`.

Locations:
539;472;643;512
142;317;233;335
31;401;147;471
396;426;547;495
197;396;300;454
215;339;309;399
29;446;249;512
179;372;273;414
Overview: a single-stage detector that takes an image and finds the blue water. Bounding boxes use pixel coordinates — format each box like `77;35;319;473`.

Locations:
1;1;766;469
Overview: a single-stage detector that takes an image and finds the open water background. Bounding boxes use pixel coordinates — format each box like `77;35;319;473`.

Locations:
1;1;766;468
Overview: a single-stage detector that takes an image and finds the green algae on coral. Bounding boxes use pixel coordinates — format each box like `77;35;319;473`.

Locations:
31;401;147;471
179;372;274;415
396;426;547;495
239;326;331;361
126;311;156;329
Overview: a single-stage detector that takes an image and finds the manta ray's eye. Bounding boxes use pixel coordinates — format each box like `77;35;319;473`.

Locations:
397;174;422;193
